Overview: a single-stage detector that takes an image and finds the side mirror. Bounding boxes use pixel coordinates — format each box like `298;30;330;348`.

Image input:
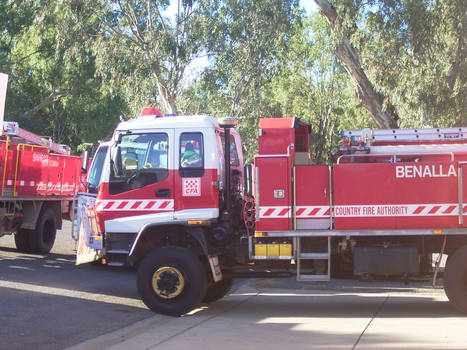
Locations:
81;149;89;173
111;145;123;176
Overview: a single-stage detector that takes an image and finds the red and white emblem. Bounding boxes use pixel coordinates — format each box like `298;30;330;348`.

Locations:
182;178;201;196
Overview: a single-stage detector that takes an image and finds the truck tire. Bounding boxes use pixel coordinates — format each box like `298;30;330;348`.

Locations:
203;278;233;303
14;229;33;252
29;208;57;254
444;245;467;313
136;246;207;316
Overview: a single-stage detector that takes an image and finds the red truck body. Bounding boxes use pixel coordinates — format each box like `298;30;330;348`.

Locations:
255;118;467;232
77;111;467;316
0;122;84;253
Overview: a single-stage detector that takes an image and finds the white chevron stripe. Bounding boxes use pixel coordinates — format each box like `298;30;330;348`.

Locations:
95;199;174;211
258;204;466;218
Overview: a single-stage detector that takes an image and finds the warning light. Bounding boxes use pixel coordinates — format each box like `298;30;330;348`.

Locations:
188;220;207;225
433;229;443;235
255;232;267;237
139;107;163;117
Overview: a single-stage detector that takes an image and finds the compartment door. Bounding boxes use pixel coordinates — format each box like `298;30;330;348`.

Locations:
295;165;330;229
255;156;292;231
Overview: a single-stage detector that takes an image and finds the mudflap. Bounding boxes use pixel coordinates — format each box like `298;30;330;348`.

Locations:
76;195;103;265
208;254;223;282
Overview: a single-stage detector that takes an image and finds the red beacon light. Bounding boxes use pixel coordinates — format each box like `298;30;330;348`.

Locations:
138;107;163;119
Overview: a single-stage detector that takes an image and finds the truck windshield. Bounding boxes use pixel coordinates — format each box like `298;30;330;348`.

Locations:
109;133;169;194
87;144;108;193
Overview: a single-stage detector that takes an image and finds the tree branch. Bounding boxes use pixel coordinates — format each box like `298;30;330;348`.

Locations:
21;81;100;118
314;0;398;129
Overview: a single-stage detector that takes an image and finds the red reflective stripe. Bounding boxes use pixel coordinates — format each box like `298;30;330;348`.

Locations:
145;201;156;209
296;208;306;216
263;208;275;217
117;201;129;209
323;208;330;216
443;206;456;214
131;201;143;209
428;206;441;214
309;208;320;216
413;206;425;214
159;201;169;209
278;208;289;217
104;201;114;210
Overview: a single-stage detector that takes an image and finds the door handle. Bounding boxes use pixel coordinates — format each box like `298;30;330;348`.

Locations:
155;188;171;198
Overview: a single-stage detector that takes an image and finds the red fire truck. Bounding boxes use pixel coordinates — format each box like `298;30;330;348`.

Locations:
77;107;467;316
0;121;85;253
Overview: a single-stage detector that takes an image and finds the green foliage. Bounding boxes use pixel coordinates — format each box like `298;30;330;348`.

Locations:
263;14;371;163
0;0;464;158
185;0;301;161
93;0;217;114
1;0;121;152
330;0;466;127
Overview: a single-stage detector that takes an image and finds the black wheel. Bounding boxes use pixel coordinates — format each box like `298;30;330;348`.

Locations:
203;278;233;303
29;208;57;254
136;246;207;316
14;229;33;252
444;245;467;313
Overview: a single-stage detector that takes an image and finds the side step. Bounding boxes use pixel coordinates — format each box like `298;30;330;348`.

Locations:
105;249;129;267
296;237;331;282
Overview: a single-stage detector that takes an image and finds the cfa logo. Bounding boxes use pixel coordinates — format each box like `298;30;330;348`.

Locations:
395;164;457;178
182;178;201;196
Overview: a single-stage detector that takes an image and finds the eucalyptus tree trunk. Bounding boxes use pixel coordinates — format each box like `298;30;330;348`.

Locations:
314;0;399;129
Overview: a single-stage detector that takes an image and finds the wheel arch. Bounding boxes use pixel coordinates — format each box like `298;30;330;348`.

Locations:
20;200;63;231
128;222;211;269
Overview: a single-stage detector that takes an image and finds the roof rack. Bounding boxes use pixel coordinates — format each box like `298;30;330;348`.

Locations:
341;127;467;143
2;121;70;155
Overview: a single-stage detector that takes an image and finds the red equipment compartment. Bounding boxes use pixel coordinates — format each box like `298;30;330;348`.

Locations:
61;156;81;195
47;154;63;195
333;161;462;230
0;140;83;198
14;147;49;196
258;118;310;156
255;156;292;231
295;165;330;229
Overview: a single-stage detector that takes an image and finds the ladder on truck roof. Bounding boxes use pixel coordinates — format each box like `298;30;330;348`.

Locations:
341;127;467;143
2;121;70;155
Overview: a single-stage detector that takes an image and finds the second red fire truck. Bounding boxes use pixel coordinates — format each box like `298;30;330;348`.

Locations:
0;74;85;254
77;107;467;316
0;121;85;253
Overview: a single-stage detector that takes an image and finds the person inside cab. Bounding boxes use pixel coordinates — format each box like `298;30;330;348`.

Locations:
181;142;201;167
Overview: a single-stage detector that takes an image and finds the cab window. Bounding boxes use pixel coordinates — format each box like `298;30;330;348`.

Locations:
179;133;204;177
109;133;168;194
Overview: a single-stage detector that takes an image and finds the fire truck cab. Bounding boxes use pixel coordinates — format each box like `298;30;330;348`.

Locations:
78;108;244;315
78;109;467;316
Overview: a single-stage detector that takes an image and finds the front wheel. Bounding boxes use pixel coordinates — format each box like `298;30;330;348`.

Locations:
136;246;207;316
444;245;467;313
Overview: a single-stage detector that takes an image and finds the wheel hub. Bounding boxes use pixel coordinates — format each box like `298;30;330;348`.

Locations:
152;266;185;299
